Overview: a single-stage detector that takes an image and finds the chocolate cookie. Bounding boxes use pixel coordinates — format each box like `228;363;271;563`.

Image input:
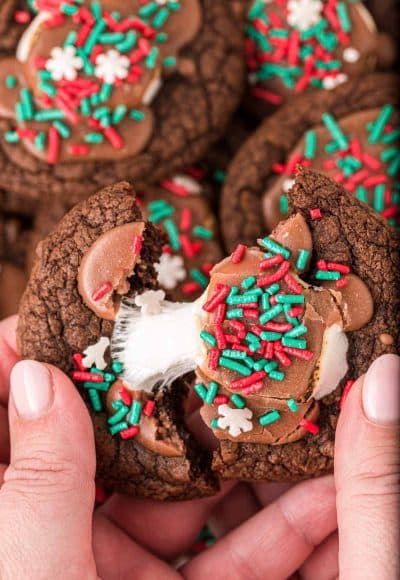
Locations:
0;261;27;318
244;0;394;117
0;0;244;210
18;181;217;500
221;73;399;250
0;1;31;55
17;169;400;492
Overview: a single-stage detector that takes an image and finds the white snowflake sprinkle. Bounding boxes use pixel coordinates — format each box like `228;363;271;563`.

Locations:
155;254;186;290
287;0;323;31
322;73;348;90
95;49;130;84
134;289;166;315
45;46;83;81
283;178;295;193
172;174;202;195
82;336;110;371
343;47;360;63
216;404;253;438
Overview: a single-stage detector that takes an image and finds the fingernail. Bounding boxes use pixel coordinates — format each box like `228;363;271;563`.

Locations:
11;361;54;419
362;354;400;426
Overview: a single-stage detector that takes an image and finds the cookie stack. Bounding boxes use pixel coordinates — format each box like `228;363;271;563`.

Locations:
1;0;399;499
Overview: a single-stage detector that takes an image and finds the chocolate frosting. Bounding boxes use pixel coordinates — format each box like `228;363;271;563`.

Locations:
198;214;373;444
78;222;145;320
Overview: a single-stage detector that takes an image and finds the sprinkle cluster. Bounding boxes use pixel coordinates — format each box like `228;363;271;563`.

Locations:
72;343;156;440
5;0;183;162
144;173;218;297
196;239;321;436
246;0;361;105
274;106;400;226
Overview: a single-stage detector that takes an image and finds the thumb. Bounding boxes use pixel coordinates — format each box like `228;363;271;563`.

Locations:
335;354;400;580
0;360;97;579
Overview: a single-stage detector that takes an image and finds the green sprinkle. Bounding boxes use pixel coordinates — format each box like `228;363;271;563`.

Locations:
356;185;368;203
382;128;400;144
89;389;102;412
139;1;158;17
322;113;349;150
337;2;351;31
93;106;110;120
264;360;278;373
315;270;340;280
246;331;261;344
266;283;280;296
99;32;125;43
381;147;399;163
128;400;142;425
373;184;385;212
280;194;289;214
38;81;56;98
369;105;394;144
117;31;137;52
222;349;247;359
195;383;208;400
304;130;317;159
259;237;291;259
218;357;252;376
84;18;107;55
149;206;174;223
276;294;305;304
200;330;217;347
34;132;46;151
4;131;19;143
205;381;219;404
61;2;79;15
283;304;299;326
108;403;129;425
83;381;110;391
269;370;285;381
53;120;70;139
259;304;284;324
231;394;246;409
109;421;128;436
81;98;91;117
163;55;176;68
296;249;309;271
213;169;226;183
259;409;281;426
85;132;104;144
285;324;307;338
226;308;244;319
226;286;239;303
253;359;268;371
248;0;266;19
20;88;34;119
5;75;17;89
130;109;145;121
163;218;180;250
153;6;169;28
191;268;208;288
282;337;307;349
261;293;270;311
287;398;299;412
112;361;123;374
64;30;78;46
260;331;282;341
211;418;219;429
146;47;159;69
193;225;213;240
242;275;256;290
35;109;65;122
99;83;113;103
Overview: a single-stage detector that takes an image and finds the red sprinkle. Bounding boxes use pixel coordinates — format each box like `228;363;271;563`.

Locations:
215;303;227;325
180;208;192;231
209;348;220;371
260;254;284;270
317;259;327;270
243;381;264;395
264;322;292;332
283;347;314;361
299;418;319;435
336;277;349;289
284;273;303;294
203;285;230;312
73;371;103;383
214;395;229;405
265;341;274;359
231;244;247;264
161;179;189;197
215;326;227;350
251;87;283;106
15;10;31;23
143;400;155;417
327;262;350;274
339;379;355;410
257;260;290;287
274;349;292;367
132;235;143;255
230;371;266;390
95;485;107;504
72;353;86;371
119;387;132;406
120;426;139;439
92;281;112;302
310;208;322;220
183;281;201;295
47;127;60;165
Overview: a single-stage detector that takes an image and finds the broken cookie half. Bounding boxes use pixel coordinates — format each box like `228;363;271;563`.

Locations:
18;169;400;495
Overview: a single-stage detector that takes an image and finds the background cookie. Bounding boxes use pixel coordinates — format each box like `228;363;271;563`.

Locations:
18;181;218;500
220;73;399;250
0;0;245;210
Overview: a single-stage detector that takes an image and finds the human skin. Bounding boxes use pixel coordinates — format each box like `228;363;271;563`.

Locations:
0;315;398;580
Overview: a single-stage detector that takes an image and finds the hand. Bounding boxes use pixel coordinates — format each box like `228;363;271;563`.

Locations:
0;316;398;579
